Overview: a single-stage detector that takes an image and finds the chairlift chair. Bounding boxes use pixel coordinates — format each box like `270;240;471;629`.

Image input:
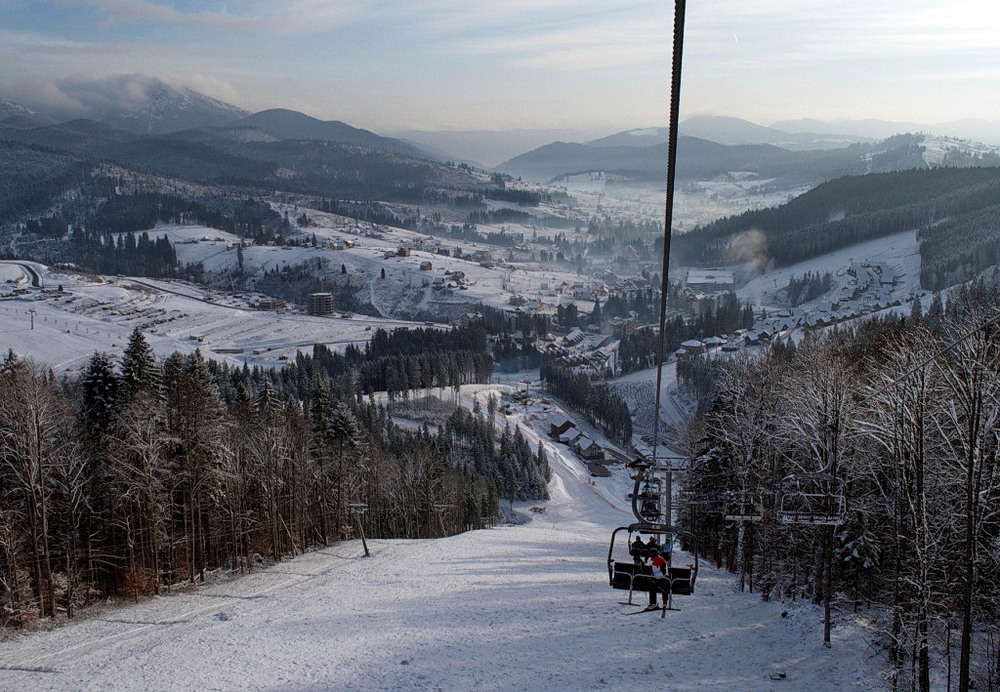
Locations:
778;472;846;525
723;489;765;522
607;524;698;612
684;494;725;516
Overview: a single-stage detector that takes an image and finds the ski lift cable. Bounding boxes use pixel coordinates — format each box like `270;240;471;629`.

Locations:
651;0;687;465
608;3;700;607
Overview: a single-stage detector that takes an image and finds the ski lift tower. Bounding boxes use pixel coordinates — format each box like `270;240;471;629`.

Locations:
349;503;370;557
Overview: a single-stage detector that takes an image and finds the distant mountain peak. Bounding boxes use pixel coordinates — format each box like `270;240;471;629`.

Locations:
0;99;37;118
228;108;436;159
0;99;54;128
90;77;249;135
587;128;669;148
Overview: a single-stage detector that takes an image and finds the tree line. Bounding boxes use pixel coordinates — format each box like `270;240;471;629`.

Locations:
617;294;755;374
786;271;833;307
539;363;633;446
0;328;548;628
681;280;1000;691
672;167;1000;271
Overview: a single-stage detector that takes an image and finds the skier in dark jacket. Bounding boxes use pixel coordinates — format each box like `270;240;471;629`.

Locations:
630;536;648;564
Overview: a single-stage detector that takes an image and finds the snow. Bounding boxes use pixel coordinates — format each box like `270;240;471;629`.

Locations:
736;228;921;312
147;218;603;321
1;381;885;690
0;261;430;373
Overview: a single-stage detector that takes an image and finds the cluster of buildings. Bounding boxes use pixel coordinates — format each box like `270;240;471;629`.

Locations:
548;417;607;474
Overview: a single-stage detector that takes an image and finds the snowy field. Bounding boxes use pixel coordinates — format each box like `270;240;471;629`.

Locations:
0;421;882;691
0;270;889;691
736;228;921;310
0;261;427;373
141;219;601;320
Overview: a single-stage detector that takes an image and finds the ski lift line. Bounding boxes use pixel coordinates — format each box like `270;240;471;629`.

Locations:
859;308;1000;407
650;0;686;466
610;0;696;608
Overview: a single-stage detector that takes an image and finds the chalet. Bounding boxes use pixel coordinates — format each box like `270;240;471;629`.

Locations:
549;418;576;438
559;428;583;445
573;436;604;461
419;260;433;271
397;247;412;257
870;262;896;286
579;439;605;461
680;339;706;355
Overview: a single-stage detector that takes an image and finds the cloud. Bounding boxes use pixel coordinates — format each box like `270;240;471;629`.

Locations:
0;73;244;120
65;0;370;33
54;74;161;116
448;11;671;71
70;0;258;28
0;28;111;56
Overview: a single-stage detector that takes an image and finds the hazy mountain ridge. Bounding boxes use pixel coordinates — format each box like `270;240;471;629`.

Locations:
497;127;1000;190
0;100;55;129
495;135;872;186
228;109;433;160
0;96;473;202
678;115;872;150
104;79;250;135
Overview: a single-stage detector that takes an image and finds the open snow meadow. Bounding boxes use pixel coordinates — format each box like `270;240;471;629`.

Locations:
0;422;880;691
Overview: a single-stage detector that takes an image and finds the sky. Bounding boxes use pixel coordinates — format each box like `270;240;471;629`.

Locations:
2;0;1000;135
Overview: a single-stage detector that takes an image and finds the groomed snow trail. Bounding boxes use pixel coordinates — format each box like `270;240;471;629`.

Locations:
0;442;877;690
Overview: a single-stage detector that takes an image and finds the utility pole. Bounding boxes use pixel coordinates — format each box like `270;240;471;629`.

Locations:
28;308;35;330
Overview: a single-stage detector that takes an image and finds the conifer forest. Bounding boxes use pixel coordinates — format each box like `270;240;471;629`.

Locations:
0;327;550;626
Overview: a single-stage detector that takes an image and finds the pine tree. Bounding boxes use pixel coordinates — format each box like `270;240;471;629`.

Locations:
80;352;121;438
121;328;161;399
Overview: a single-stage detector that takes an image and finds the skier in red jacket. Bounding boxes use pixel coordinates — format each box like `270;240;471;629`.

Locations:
646;550;670;609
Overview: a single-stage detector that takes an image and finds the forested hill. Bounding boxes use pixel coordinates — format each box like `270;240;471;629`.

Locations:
672;166;1000;289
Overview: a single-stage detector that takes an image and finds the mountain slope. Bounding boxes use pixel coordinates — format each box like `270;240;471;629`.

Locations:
228;109;435;159
0;389;879;690
674;165;1000;290
495;135;869;186
94;79;249;135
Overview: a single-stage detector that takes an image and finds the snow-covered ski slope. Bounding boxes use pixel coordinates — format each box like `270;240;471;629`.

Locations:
1;430;880;691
